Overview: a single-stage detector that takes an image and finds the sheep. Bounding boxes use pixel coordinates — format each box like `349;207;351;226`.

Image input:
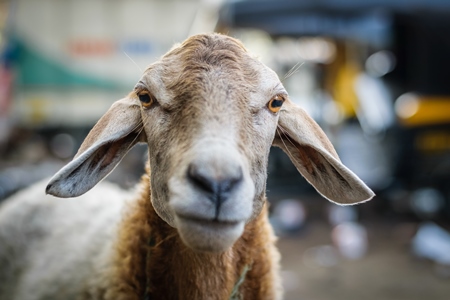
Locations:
0;33;374;300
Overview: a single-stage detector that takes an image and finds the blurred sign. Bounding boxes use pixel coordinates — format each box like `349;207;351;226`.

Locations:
67;39;154;57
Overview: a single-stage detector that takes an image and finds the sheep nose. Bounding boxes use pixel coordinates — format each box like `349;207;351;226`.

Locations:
187;163;243;209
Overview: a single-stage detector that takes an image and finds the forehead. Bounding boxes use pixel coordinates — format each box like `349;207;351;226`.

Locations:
139;35;284;105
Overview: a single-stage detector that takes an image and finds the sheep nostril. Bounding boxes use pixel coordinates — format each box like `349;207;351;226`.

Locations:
187;163;243;203
188;164;216;194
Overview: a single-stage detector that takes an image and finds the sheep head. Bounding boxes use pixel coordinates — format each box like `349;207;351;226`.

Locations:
46;34;374;252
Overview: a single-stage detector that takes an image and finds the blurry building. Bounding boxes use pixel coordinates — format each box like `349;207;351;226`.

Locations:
219;0;450;219
0;0;223;198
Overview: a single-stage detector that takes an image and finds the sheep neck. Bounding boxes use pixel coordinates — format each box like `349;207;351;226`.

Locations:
110;170;280;300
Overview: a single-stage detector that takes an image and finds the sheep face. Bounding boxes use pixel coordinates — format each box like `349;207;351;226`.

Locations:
46;34;374;253
137;35;284;251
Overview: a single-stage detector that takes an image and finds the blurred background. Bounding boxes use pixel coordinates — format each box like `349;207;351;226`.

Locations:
0;0;449;299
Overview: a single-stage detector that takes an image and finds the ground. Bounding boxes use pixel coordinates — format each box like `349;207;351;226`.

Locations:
278;219;450;300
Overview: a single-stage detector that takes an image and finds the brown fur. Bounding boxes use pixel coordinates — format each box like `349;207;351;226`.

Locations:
104;166;280;300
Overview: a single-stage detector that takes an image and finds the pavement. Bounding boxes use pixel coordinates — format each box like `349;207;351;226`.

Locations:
278;220;450;300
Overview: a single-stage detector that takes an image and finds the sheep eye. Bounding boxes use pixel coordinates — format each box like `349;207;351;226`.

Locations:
137;91;154;109
267;95;285;113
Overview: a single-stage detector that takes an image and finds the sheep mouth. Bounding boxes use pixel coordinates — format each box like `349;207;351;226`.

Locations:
177;214;241;228
175;214;245;252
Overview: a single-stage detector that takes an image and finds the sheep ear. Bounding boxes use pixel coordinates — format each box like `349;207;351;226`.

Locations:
273;100;374;205
46;96;145;198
